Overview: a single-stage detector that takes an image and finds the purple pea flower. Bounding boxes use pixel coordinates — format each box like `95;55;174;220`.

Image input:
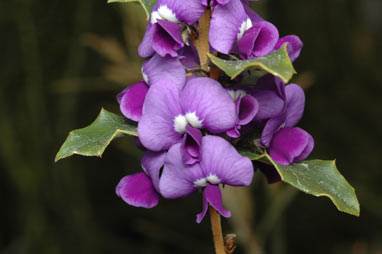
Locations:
159;135;254;223
269;127;314;165
226;89;259;138
138;77;237;164
116;150;166;208
251;75;314;165
117;55;186;122
274;35;303;62
138;0;205;58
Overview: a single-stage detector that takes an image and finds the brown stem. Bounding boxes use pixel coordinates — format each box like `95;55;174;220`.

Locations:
209;206;225;254
192;8;211;71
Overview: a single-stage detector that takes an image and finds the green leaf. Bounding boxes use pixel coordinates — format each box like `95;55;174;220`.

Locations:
55;108;137;162
242;150;360;216
208;45;296;84
107;0;157;20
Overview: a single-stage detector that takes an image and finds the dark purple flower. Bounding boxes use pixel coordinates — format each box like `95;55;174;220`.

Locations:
269;127;314;165
138;77;237;155
117;55;185;122
274;35;303;62
116;150;166;208
226;89;259;138
139;0;205;57
238;21;279;59
159;135;254;222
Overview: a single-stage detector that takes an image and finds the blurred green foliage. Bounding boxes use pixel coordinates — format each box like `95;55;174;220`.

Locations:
0;0;381;253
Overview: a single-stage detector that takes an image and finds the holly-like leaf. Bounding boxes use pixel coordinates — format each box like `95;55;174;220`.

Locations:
208;45;296;84
55;108;137;162
242;150;360;216
107;0;157;20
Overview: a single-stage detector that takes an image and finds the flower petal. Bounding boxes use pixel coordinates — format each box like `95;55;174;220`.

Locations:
138;79;183;151
151;20;184;57
142;54;186;91
181;125;202;165
138;24;156;58
261;114;286;148
200;135;254;186
237;95;259;125
285;84;305;127
238;21;279;58
210;0;247;54
141;150;167;192
241;0;263;24
180;77;237;133
159;143;204;199
116;172;159;208
252;89;284;120
153;0;205;25
178;45;200;68
117;81;149;122
269;127;314;165
275;35;303;62
196;184;231;223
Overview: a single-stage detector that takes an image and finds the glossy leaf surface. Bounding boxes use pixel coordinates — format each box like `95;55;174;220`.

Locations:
208;45;296;84
242;150;360;216
55;108;137;162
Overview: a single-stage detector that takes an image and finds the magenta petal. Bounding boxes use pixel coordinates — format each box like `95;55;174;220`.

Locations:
142;54;186;91
210;0;247;54
285;84;305;127
180;77;237;133
237;95;259;125
181;125;202;165
159;143;203;199
275;35;303;62
178;45;200;68
200;136;254;186
238;21;279;58
141;150;167;192
252;90;284;120
196;184;231;223
269;127;314;165
226;126;240;138
138;79;183;151
117;81;149;122
116;172;159;208
138;24;156;58
152;20;184;57
261;114;286;148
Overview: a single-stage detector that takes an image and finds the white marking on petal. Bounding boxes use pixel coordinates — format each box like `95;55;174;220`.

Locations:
237;17;253;41
206;174;221;184
141;67;149;84
185;112;203;129
174;114;188;134
151;5;179;24
194;178;207;188
228;89;247;101
141;163;148;174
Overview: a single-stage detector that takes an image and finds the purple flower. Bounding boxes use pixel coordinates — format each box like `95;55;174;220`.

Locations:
116;150;166;208
226;89;259;138
138;77;237;163
238;21;279;59
274;35;303;62
138;0;205;57
117;55;186;122
159;135;254;222
269;127;314;165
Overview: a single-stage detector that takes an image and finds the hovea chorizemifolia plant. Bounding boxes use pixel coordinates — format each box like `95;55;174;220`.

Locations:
56;0;360;252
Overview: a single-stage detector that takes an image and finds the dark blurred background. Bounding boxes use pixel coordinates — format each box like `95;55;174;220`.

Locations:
0;0;381;253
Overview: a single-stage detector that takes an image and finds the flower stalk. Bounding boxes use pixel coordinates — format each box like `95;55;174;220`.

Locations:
209;205;226;254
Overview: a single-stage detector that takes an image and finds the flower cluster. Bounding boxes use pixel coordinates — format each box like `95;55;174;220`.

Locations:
116;0;314;222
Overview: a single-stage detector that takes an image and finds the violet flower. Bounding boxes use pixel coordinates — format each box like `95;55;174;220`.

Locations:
159;135;254;223
116;150;166;208
138;77;237;164
117;55;186;122
274;35;303;62
226;89;259;138
138;0;205;58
